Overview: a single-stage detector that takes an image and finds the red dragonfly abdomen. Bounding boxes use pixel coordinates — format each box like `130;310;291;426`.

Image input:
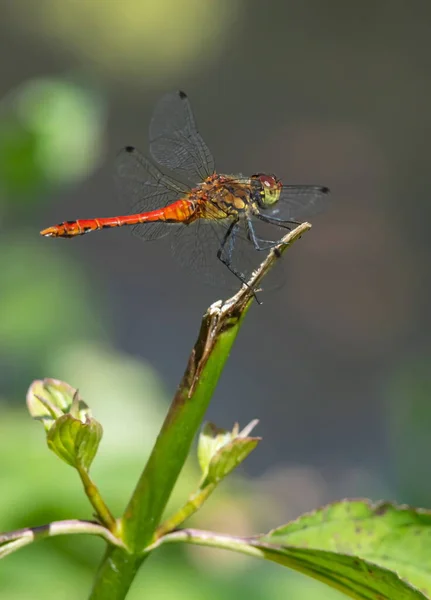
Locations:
40;199;195;238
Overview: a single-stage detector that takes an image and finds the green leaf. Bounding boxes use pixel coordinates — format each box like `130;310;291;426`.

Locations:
27;379;75;430
197;422;233;473
198;419;260;479
27;378;91;432
205;436;260;485
156;421;259;538
47;413;103;470
158;497;431;598
159;507;430;600
259;499;431;599
253;545;425;600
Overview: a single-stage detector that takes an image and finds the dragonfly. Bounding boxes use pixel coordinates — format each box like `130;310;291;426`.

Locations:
41;90;329;293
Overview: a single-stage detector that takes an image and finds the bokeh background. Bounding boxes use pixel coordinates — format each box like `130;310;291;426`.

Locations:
1;1;431;598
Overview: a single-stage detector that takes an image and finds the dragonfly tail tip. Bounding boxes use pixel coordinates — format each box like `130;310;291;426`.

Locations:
40;226;55;237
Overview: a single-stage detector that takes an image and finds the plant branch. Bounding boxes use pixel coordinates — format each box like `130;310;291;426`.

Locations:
149;527;262;557
77;465;117;532
156;482;217;538
0;520;125;559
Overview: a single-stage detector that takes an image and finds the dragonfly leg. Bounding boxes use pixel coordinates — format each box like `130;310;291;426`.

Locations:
256;213;300;229
246;217;281;251
217;220;261;303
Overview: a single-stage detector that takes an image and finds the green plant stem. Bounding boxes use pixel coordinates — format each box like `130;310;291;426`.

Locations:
77;466;117;532
90;548;144;600
90;223;311;599
123;305;248;551
0;520;125;559
150;527;263;557
156;482;216;538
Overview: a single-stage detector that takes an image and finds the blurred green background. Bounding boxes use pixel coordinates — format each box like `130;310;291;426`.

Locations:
1;0;431;597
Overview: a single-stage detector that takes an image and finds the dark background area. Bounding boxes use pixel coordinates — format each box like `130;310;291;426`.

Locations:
1;1;431;598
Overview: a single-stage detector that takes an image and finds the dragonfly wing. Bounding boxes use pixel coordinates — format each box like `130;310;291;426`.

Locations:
115;146;188;241
149;91;215;184
171;207;276;291
265;185;330;222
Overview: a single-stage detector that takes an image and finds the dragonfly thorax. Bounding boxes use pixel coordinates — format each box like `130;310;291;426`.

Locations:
251;173;282;208
192;174;252;220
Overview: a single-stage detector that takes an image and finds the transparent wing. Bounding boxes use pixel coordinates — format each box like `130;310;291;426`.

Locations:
115;146;189;240
171;219;229;288
149;91;215;184
171;203;283;291
265;185;330;222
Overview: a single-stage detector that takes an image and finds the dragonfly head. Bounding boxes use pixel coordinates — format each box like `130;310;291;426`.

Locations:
251;173;282;208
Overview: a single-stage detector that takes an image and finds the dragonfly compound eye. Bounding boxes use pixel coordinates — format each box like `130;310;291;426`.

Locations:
253;174;282;207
